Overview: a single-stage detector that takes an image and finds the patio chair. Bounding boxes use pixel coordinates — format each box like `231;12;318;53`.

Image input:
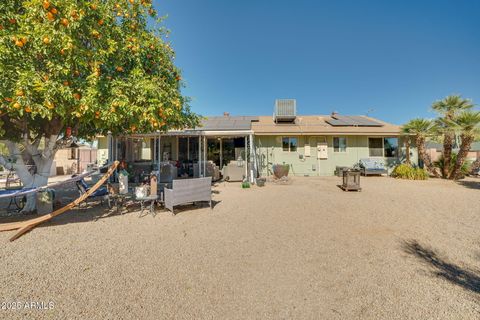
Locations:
358;158;388;176
73;175;109;206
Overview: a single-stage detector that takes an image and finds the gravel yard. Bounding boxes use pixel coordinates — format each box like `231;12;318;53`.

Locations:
0;176;479;319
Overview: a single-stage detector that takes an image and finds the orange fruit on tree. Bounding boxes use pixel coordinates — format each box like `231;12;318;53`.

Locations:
43;1;50;9
46;12;55;21
63;81;69;86
71;10;79;19
73;70;80;76
50;8;57;14
73;93;81;100
98;19;104;25
116;66;124;72
61;18;69;26
15;90;24;96
43;37;50;44
9;18;16;24
4;97;12;102
13;102;21;109
90;4;98;10
25;106;32;113
60;48;65;55
15;40;24;47
129;0;135;4
91;30;100;38
46;101;54;109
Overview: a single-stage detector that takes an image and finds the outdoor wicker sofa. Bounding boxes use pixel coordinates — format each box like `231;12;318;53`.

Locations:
164;177;212;213
358;158;388;176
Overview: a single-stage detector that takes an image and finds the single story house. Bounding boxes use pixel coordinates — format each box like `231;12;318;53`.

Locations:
96;99;416;181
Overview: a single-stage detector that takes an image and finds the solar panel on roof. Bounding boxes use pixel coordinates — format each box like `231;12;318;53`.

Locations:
325;115;383;127
197;116;259;130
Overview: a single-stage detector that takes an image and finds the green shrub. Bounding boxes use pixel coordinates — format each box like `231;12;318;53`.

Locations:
391;164;429;180
434;152;471;179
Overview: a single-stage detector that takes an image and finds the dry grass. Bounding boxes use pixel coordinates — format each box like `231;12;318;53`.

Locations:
0;176;479;319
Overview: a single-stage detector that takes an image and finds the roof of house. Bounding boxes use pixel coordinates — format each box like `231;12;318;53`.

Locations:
251;115;401;136
194;116;259;131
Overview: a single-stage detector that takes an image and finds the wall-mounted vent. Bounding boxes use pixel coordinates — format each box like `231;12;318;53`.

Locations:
274;99;296;123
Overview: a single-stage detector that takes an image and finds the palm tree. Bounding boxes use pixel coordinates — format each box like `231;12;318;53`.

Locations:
401;118;439;177
449;111;480;179
431;95;474;177
470;159;480;175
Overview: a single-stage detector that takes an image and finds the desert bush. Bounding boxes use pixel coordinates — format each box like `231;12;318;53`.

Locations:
434;152;471;179
391;164;429;180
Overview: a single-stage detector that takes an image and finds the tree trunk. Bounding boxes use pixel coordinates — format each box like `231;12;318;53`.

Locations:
0;137;58;213
416;136;439;177
449;134;473;180
405;138;411;165
442;132;454;178
470;158;480;175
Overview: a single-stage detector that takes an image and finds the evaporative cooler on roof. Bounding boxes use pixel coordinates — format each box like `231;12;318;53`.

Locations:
274;99;296;123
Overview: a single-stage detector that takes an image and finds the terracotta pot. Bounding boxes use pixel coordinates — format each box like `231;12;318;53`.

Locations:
272;164;289;179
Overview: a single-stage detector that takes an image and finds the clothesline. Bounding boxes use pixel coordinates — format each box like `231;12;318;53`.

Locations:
0;165;110;200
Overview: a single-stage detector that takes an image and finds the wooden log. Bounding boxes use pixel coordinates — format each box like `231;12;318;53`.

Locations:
0;161;119;241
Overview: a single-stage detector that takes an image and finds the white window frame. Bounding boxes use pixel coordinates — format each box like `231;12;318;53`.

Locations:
333;136;347;153
282;136;298;153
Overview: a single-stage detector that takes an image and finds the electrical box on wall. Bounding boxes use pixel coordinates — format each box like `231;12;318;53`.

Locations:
317;142;328;159
304;143;311;157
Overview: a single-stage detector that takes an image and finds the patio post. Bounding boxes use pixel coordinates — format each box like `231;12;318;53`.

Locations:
107;131;112;164
113;137;117;161
153;135;156;167
198;135;202;177
158;132;161;172
249;133;254;183
203;136;207;176
219;138;223;170
244;136;248;181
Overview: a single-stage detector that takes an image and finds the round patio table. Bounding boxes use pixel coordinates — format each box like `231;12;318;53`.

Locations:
135;194;159;217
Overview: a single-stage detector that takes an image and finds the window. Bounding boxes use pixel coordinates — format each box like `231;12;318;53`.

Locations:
282;137;297;152
368;137;399;157
333;137;347;152
383;137;398;158
368;138;383;157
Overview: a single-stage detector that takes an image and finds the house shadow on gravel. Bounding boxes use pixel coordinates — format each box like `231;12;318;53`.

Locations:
402;239;480;295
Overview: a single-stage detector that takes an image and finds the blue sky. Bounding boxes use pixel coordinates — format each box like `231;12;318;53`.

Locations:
154;0;479;124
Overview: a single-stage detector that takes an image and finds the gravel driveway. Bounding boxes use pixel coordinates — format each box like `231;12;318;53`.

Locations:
0;176;479;319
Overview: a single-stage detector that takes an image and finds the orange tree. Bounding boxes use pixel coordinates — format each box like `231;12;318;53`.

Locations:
0;0;198;211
